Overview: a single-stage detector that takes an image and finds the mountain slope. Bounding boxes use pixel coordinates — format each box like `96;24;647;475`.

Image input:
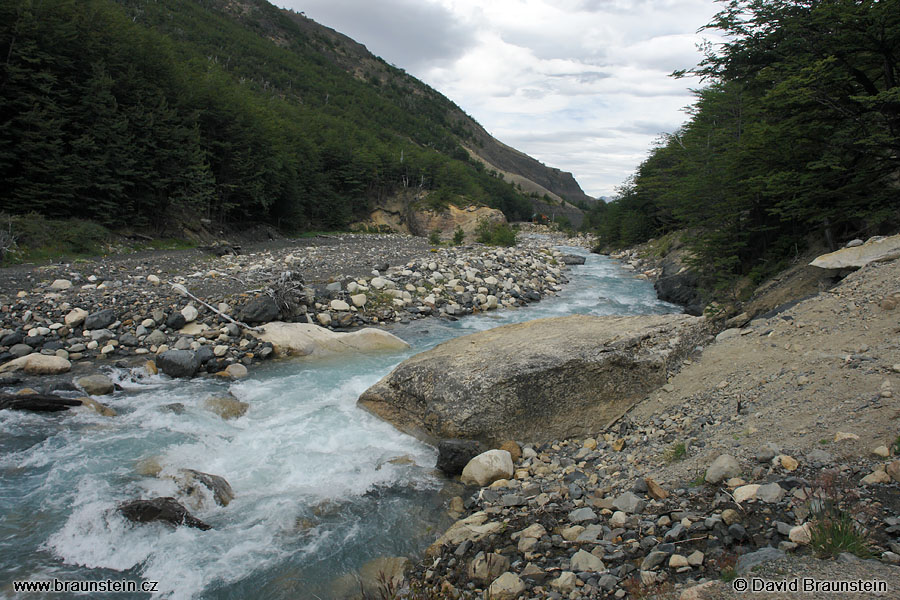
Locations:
0;0;589;233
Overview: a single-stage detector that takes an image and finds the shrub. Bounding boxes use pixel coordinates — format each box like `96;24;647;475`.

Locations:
452;226;465;245
475;219;517;247
428;229;441;246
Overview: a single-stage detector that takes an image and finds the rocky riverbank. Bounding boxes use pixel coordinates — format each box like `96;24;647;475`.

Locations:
0;230;592;387
391;247;900;599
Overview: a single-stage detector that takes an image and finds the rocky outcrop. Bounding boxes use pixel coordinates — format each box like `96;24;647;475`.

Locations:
407;204;506;241
810;233;900;269
252;322;410;358
358;314;705;444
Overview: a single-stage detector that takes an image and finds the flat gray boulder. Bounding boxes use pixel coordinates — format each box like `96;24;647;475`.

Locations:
810;233;900;269
358;314;704;444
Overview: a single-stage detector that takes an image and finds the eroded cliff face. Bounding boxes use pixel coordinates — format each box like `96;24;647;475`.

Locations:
354;195;506;241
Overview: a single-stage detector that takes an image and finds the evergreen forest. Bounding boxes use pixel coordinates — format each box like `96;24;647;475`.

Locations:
0;0;536;233
584;0;900;293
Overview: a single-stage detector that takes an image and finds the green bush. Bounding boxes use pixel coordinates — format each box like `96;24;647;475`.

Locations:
428;229;441;246
452;226;465;245
475;220;517;247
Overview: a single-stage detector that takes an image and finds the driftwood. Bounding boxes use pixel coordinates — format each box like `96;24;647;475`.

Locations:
170;283;263;333
0;393;82;412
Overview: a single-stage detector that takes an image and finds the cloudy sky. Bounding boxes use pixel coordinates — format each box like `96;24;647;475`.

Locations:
276;0;724;199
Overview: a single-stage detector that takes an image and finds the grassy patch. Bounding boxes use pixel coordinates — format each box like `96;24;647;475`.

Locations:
1;213;111;265
663;441;687;463
809;505;872;559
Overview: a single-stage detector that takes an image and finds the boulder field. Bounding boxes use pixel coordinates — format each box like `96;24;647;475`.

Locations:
358;313;707;445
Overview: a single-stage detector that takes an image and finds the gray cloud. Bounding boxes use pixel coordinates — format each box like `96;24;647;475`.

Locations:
279;0;475;69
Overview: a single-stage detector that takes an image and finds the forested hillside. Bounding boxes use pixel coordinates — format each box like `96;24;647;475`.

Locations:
0;0;580;234
586;0;899;294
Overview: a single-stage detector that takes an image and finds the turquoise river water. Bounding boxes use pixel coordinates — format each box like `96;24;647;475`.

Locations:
0;244;678;599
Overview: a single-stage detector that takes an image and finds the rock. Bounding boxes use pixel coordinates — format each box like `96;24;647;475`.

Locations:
427;512;503;554
78;397;116;417
736;548;785;574
887;460;900;483
834;431;860;442
181;305;199;323
571;549;605;572
408;204;506;240
203;395;249;420
721;509;740;525
9;343;33;358
612;491;645;514
358;314;703;444
873;446;890;458
436;439;485;476
50;279;72;290
330;299;350;312
733;484;760;503
560;254;586;265
861;469;890;485
487;572;525;600
705;454;740;484
655;268;704;316
145;329;168;346
171;469;234;508
499;440;521;462
460;450;513;486
641;551;668;570
776;455;799;471
239;296;280;324
669;554;690;568
253;322;409;359
222;363;248;379
350;293;367;308
65;308;89;328
166;313;187;330
810;233;900;269
789;523;812;544
118;497;210;530
0;354;71;375
757;482;785;503
156;350;201;378
568;507;598;523
687;550;704;566
468;552;510;583
84;308;116;330
550;571;578;594
646;477;669;500
0;392;81;412
76;374;115;396
715;328;742;342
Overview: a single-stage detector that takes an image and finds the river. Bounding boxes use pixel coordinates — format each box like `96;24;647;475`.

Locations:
0;243;678;599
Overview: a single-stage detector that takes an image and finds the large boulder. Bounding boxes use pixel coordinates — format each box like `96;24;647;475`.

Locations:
358;314;704;444
252;322;409;359
810;233;900;269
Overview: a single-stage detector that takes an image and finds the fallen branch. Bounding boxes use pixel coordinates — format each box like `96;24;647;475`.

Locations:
171;283;264;333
